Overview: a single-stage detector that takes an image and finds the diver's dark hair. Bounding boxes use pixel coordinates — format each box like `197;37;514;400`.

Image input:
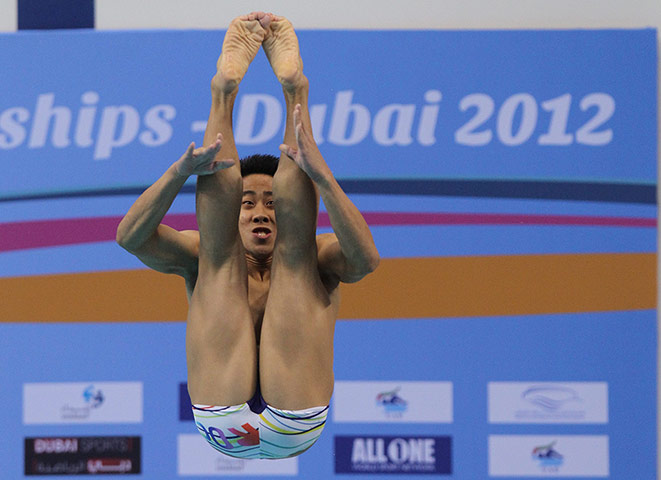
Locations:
240;154;279;177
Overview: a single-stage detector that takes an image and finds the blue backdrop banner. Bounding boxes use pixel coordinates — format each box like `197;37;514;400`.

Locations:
0;29;656;199
0;28;657;480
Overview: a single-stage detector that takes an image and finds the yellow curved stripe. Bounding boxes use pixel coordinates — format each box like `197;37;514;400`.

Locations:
0;253;655;323
339;252;656;319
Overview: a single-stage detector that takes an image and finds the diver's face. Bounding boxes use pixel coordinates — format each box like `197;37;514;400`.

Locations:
239;174;276;259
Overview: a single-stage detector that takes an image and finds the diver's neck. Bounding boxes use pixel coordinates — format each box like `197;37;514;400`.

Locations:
246;253;272;281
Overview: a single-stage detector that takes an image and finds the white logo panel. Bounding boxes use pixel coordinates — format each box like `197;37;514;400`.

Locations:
23;382;143;424
333;381;453;423
488;435;609;477
488;382;608;424
177;434;298;476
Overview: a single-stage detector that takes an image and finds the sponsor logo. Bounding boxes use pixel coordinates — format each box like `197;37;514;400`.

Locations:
33;438;79;454
375;387;408;418
57;385;105;421
335;435;452;475
532;441;564;473
177;434;298;476
523;385;580;411
179;382;193;421
488;382;608;424
82;385;105;409
333;381;453;423
24;436;141;476
23;382;143;425
488;435;609;477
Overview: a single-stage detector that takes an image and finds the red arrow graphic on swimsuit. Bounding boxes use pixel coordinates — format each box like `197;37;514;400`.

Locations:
229;423;259;446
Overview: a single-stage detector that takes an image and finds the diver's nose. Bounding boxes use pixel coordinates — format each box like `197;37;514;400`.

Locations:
252;214;270;224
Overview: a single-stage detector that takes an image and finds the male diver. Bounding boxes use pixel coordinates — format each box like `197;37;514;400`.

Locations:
117;12;379;459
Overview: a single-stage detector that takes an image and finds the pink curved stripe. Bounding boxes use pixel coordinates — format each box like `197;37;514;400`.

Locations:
0;212;655;253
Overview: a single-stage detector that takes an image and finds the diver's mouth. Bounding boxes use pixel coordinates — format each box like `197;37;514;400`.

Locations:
252;227;272;239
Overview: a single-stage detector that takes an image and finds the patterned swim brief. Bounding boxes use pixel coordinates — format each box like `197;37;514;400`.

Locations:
193;396;328;459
